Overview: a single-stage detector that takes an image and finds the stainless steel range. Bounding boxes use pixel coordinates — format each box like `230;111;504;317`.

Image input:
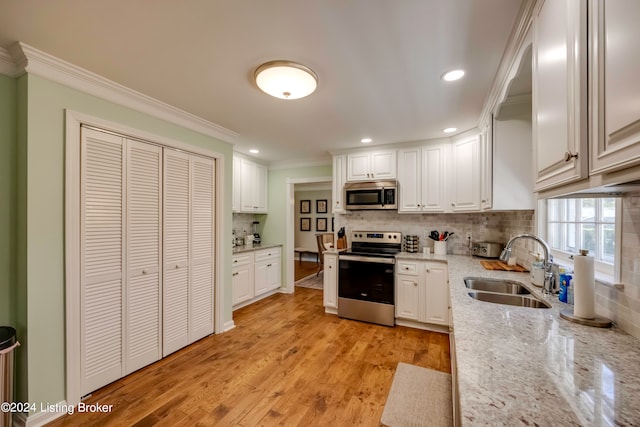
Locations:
338;231;402;327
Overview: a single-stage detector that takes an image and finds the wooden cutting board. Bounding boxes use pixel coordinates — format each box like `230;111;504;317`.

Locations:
480;260;529;272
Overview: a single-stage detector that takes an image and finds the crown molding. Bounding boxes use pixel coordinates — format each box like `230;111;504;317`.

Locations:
479;0;537;125
268;158;331;170
7;42;238;143
0;47;20;77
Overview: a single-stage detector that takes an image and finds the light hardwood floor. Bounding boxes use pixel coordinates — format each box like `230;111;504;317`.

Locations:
294;260;320;281
48;288;450;426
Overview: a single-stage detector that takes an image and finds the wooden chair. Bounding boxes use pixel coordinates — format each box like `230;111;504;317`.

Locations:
315;232;334;277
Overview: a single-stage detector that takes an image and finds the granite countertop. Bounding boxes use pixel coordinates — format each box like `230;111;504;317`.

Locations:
436;254;640;426
232;243;282;255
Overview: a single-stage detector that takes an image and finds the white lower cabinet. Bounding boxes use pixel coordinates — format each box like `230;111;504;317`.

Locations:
232;247;282;309
323;252;338;311
395;260;449;327
232;253;254;305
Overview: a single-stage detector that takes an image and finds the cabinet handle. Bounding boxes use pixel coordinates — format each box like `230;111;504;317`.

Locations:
329;265;332;269
233;272;238;277
404;266;409;270
234;260;238;263
451;203;455;207
481;199;487;203
413;282;418;286
564;151;578;162
267;263;272;267
426;269;430;273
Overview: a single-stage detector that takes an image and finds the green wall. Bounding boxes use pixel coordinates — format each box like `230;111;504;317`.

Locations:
0;75;16;327
262;165;332;280
17;74;234;407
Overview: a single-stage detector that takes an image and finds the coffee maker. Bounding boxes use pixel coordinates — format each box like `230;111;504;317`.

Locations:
252;221;261;245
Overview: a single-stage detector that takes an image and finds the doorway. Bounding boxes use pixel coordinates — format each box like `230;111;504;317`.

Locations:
284;176;332;293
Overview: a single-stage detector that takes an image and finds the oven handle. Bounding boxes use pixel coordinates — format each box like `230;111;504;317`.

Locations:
339;255;396;264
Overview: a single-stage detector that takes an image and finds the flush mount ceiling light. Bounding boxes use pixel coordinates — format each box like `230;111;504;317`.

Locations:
254;60;318;100
442;69;465;82
249;149;260;154
361;138;372;143
443;127;458;133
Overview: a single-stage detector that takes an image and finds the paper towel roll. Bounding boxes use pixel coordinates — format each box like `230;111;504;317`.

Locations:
573;250;595;319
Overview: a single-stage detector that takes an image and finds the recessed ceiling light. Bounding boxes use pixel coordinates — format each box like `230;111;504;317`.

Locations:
361;138;372;143
249;149;260;154
442;69;465;82
443;127;457;133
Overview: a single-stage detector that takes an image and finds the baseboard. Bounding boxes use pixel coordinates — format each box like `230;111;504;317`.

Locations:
13;401;68;427
223;320;236;332
324;307;338;315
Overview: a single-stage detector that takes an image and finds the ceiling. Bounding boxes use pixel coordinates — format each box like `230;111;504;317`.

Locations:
0;0;524;166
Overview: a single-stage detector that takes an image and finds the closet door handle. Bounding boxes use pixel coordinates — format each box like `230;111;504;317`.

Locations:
175;264;180;269
142;269;148;275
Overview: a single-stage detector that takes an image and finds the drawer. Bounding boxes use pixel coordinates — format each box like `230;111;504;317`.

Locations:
232;253;253;267
397;261;418;276
255;247;281;262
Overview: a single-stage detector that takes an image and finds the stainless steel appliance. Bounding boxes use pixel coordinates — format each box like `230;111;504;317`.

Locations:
344;180;397;210
338;231;402;326
471;241;504;258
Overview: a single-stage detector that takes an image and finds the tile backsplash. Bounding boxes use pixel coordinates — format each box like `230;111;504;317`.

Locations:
335;209;538;268
596;191;640;339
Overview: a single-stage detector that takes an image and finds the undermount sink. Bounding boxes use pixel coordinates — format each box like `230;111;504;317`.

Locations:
464;277;530;295
463;277;551;309
467;291;551;308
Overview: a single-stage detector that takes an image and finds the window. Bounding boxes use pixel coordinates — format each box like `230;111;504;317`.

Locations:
546;197;619;277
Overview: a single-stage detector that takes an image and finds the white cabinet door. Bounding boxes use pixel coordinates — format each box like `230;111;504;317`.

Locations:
424;263;449;326
332;155;347;213
232;264;253;305
232;156;241;212
266;258;281;291
480;122;493;210
323;253;338;309
371;150;396;179
347;150;396;181
254;163;268;213
532;0;587;191
80;128;124;395
398;146;446;213
397;148;422;212
589;0;640;174
254;262;269;295
239;158;256;212
163;149;191;356
189;156;214;343
347;152;371;181
125;139;162;374
396;275;420;321
451;136;481;212
421;144;447;212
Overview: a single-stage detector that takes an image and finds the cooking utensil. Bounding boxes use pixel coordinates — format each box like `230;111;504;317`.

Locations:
430;230;439;241
445;232;454;241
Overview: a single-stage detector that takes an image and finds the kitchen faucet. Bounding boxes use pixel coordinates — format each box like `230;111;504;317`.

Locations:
500;234;556;294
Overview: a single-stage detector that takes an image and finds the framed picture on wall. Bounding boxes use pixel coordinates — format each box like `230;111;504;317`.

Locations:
300;200;311;214
316;199;328;213
300;217;311;231
316;217;327;232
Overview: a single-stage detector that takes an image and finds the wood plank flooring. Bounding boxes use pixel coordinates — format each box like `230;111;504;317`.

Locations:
294;260;320;281
48;288;450;426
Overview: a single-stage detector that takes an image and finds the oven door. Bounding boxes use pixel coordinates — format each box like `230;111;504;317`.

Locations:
338;255;395;304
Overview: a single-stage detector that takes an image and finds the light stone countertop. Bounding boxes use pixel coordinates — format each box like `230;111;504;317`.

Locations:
231;243;282;255
431;254;640;426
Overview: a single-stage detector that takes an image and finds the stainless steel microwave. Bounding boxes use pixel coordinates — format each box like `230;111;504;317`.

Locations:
344;180;397;210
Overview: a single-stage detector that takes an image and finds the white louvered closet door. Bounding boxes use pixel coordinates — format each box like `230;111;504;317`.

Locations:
190;156;215;343
163;149;191;356
125;139;162;374
80;128;124;395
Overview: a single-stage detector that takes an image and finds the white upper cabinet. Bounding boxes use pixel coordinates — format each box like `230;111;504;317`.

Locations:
347;150;396;181
589;0;640;174
237;156;268;213
232;156;241;212
532;0;588;191
480;122;493;211
397;144;447;213
332;154;347;213
451;135;481;212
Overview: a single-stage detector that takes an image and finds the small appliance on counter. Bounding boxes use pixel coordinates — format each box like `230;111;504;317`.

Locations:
252;221;261;245
471;241;504;258
403;235;419;253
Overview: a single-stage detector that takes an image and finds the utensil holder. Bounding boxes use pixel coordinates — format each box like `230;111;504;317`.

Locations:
434;240;446;255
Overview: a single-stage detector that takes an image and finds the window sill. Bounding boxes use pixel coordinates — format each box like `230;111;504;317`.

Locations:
554;260;623;291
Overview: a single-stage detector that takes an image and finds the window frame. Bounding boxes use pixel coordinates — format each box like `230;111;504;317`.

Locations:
539;197;622;282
